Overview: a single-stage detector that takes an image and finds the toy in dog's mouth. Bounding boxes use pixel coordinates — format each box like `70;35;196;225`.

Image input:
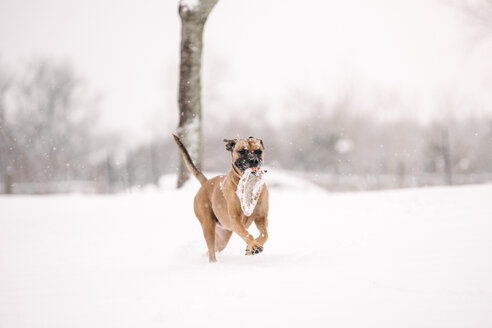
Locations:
236;167;266;216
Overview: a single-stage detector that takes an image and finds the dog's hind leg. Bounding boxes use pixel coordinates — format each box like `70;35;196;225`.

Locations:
194;193;218;262
201;219;216;262
196;215;216;262
215;226;232;253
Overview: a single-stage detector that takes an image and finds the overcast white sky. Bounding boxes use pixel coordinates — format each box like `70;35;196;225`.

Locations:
1;0;491;144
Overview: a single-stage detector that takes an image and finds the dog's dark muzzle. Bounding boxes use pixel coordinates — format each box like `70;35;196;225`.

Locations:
235;156;262;171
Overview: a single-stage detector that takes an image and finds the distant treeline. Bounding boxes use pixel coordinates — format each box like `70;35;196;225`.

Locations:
199;109;492;190
1;59;492;193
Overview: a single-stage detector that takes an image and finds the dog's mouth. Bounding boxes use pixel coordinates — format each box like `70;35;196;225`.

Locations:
235;163;248;172
234;161;249;172
234;159;262;173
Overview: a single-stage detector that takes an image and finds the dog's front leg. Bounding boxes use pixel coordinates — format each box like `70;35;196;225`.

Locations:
244;216;268;256
227;210;263;255
254;216;268;246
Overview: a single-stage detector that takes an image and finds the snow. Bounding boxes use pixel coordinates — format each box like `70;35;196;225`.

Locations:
180;0;199;11
1;174;492;327
335;138;354;154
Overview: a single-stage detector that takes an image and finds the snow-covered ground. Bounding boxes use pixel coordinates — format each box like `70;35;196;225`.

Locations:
1;172;491;327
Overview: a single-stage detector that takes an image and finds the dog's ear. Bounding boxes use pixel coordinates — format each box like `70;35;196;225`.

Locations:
224;139;237;151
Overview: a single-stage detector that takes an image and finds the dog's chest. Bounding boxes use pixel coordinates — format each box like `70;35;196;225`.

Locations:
236;168;265;217
212;177;258;229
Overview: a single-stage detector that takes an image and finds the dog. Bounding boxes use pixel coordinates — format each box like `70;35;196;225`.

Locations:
173;135;269;262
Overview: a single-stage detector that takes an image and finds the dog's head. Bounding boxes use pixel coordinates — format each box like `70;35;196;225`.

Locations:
224;136;264;172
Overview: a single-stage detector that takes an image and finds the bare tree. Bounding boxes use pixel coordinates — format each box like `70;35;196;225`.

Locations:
176;0;218;188
5;59;99;191
0;66;10;149
441;127;453;185
0;66;15;193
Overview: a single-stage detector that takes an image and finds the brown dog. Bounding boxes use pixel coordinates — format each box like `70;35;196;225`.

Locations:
173;135;269;262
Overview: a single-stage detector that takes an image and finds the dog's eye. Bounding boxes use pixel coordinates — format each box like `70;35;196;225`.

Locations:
238;148;248;155
254;149;263;155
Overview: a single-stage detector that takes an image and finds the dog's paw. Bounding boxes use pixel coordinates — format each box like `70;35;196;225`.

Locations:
245;245;264;256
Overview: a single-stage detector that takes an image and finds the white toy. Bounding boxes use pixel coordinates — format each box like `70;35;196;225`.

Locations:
236;167;266;216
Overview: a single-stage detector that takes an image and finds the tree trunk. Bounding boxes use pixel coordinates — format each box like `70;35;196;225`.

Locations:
441;127;453;185
0;82;13;194
150;143;160;186
4;170;13;194
176;0;218;188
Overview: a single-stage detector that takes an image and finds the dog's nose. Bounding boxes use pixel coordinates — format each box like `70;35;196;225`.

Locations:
248;158;259;167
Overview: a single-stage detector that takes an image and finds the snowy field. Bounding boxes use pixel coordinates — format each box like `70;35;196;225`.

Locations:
1;172;491;328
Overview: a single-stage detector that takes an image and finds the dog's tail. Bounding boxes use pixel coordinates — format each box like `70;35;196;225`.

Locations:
172;134;207;186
